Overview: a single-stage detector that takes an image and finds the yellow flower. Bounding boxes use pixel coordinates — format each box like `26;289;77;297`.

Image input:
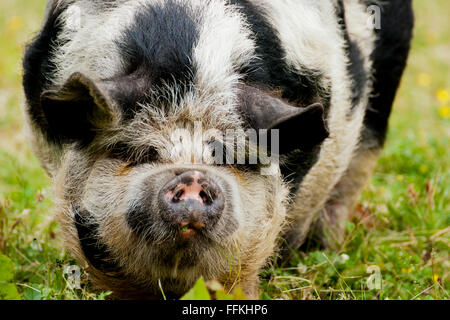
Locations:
416;73;432;88
7;16;23;34
438;106;450;119
433;274;439;283
436;89;450;105
419;164;429;174
396;175;404;182
401;268;412;273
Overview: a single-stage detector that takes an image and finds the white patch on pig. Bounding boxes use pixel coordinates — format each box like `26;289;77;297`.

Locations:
51;0;150;86
192;0;255;104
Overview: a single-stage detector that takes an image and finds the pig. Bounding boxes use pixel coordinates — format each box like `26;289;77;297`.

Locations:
22;0;413;299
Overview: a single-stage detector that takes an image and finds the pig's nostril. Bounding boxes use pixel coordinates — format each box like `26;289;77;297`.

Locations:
173;189;184;202
199;190;212;205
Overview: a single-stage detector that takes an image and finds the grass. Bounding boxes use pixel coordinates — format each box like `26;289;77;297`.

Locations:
0;0;448;300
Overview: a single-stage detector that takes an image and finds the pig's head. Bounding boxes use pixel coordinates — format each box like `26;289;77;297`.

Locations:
23;0;329;299
34;72;327;298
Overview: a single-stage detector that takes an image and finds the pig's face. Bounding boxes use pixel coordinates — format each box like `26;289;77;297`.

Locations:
67;144;281;297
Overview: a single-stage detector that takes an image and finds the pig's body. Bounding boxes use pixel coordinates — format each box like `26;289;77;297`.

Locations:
22;0;413;298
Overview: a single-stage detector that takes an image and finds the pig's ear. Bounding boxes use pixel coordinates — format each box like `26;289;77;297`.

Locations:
39;72;119;144
239;87;329;153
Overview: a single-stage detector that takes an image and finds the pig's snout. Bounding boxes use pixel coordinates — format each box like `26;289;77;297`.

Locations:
159;171;224;239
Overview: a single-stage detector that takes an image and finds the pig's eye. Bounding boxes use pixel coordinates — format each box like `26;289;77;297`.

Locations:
108;143;159;166
130;147;159;166
208;140;260;172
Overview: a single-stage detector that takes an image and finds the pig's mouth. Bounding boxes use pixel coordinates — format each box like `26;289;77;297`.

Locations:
180;220;204;239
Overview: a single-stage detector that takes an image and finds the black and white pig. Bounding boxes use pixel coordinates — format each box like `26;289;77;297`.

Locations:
22;0;413;299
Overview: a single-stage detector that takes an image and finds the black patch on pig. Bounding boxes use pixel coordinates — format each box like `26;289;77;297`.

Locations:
180;176;194;187
74;209;120;273
335;0;367;110
22;4;67;142
361;0;414;147
115;0;200;119
281;149;321;196
228;0;324;106
347;41;366;109
126;206;158;241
